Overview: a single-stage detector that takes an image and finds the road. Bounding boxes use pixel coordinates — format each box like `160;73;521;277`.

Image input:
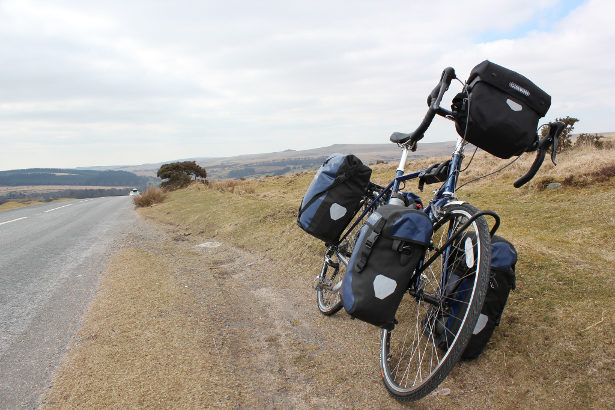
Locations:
0;196;136;408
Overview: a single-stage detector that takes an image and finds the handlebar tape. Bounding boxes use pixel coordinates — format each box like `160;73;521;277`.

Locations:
409;67;457;149
513;148;546;188
513;121;565;188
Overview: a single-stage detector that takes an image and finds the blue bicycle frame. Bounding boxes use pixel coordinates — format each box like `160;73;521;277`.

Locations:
337;135;466;247
329;135;472;298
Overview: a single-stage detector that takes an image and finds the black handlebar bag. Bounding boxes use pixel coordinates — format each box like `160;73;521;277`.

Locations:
341;205;432;328
297;154;372;244
452;60;552;159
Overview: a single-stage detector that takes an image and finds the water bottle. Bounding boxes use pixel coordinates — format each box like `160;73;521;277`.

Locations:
388;193;406;206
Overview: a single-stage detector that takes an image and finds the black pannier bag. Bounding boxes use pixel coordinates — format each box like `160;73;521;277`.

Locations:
298;154;372;244
435;234;517;359
341;205;433;328
452;60;552;159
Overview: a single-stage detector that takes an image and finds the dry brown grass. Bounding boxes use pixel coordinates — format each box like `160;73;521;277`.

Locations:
133;186;166;208
43;144;615;408
41;241;241;408
136;144;614;407
0;198;74;213
207;179;257;194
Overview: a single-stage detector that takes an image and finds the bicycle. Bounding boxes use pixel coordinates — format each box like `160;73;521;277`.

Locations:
312;66;564;400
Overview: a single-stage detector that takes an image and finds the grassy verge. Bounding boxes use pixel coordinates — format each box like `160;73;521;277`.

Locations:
42;240;241;407
138;146;615;407
0;198;74;213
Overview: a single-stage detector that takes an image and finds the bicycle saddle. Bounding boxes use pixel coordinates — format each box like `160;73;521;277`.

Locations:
390;132;411;144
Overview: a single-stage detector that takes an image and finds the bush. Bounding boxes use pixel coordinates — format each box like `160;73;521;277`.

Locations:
575;133;604;149
157;161;207;190
133;186;166;207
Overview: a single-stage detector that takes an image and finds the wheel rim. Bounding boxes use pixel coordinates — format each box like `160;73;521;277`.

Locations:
380;207;485;396
316;252;346;313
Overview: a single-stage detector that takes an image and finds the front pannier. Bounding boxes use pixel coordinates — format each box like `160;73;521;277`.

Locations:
452;60;552;159
298;154;372;244
436;234;517;359
341;205;432;328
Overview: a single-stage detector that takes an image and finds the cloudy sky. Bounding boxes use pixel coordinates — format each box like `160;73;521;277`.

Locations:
1;0;613;170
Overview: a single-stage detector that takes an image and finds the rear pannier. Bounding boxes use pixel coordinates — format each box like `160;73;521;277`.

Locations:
298;154;372;244
452;60;551;159
341;205;432;328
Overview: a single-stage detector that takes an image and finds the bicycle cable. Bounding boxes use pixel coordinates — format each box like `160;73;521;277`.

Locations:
456;154;522;190
456;84;475;174
460;145;478;173
456;123;553;190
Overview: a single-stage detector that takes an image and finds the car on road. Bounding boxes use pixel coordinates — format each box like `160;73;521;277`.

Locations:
129;188;141;196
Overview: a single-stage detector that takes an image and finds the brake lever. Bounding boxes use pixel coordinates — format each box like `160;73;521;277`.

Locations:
548;121;565;166
551;137;558;165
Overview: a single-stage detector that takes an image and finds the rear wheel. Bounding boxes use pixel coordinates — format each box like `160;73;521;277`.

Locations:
380;203;491;401
315;238;352;315
315;187;383;316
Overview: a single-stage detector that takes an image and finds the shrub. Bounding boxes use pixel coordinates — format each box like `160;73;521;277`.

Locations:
133;186;166;207
575;133;604;149
158;161;207;190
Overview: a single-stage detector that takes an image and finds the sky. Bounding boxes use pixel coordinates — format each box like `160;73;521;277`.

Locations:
1;0;613;170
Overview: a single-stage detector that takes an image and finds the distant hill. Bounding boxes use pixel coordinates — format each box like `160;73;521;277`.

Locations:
0;168;156;204
93;141;457;179
0;168;152;187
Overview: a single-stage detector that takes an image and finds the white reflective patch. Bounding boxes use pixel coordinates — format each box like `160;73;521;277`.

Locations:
506;99;523;112
373;275;397;299
464;237;475;268
473;313;488;335
329;203;347;221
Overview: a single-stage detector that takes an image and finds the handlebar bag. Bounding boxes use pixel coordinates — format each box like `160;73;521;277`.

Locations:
452;60;551;159
434;234;517;359
341;205;432;328
298;154;372;244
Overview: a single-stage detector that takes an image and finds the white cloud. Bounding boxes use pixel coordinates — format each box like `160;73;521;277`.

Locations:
0;0;612;170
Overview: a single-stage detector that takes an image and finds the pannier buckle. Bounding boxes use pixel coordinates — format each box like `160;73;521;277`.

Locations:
365;231;379;249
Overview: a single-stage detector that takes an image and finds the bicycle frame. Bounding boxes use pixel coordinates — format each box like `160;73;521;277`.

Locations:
326;134;474;296
337;134;466;246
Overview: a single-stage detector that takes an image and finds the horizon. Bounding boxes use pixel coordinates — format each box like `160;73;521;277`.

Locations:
2;139;463;172
2;130;614;172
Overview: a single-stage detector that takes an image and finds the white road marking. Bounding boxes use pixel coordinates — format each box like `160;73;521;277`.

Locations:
44;204;73;213
0;217;28;226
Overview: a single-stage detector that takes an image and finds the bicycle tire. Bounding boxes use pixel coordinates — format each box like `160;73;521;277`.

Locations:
380;203;491;401
315;245;348;315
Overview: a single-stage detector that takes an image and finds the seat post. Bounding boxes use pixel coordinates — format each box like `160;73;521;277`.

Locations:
392;146;409;194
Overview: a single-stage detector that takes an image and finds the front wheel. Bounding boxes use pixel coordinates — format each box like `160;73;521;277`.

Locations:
380;203;491;401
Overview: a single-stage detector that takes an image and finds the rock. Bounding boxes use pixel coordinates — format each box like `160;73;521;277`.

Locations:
546;182;562;190
197;242;222;248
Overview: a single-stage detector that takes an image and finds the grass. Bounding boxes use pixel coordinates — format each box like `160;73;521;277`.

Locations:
136;145;614;408
41;245;239;408
0;198;74;213
133;186;166;207
41;144;615;408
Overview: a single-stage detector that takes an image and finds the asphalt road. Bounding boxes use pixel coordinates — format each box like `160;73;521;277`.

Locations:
0;196;136;408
